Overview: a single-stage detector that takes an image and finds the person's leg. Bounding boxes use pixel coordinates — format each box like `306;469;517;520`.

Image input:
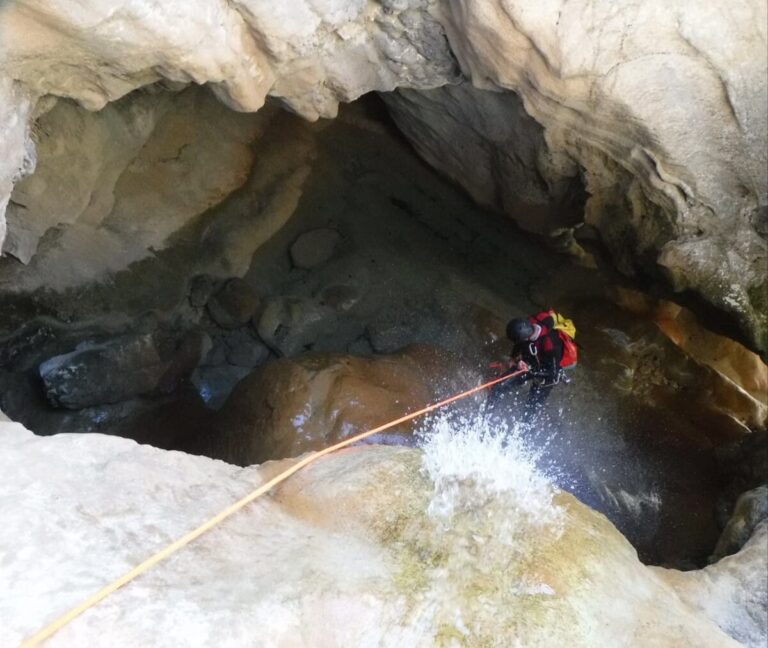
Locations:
522;382;553;424
487;373;528;406
487;379;515;406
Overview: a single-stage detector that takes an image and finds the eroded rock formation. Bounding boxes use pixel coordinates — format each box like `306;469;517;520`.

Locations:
2;417;764;647
212;345;462;465
1;0;765;349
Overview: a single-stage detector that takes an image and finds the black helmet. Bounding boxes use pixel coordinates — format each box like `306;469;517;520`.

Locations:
506;318;534;342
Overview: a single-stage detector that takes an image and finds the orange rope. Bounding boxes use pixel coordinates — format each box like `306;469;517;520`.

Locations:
20;369;524;647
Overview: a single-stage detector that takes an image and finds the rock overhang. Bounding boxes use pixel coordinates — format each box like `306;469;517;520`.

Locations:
0;0;765;352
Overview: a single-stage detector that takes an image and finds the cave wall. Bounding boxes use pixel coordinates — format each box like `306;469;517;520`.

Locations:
4;87;267;286
382;83;585;235
384;0;768;349
0;0;766;351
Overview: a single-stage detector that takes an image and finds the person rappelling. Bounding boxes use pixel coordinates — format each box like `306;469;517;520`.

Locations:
488;309;578;423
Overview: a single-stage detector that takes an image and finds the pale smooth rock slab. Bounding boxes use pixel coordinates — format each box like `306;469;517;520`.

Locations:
0;417;757;647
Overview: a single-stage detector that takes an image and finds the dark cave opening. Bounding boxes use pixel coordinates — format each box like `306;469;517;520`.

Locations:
0;86;759;570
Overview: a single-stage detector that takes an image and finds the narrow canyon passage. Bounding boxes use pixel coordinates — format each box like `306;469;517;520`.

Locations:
0;89;758;570
2;3;766;646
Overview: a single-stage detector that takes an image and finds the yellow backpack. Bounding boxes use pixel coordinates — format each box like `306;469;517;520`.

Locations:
551;310;576;339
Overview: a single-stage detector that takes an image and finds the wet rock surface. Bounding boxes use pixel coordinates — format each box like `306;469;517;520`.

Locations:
655;521;768;648
206;278;259;329
1;420;757;647
289;228;341;269
39;331;203;409
255;296;342;357
0;99;764;572
0;4;764;641
211;345;461;465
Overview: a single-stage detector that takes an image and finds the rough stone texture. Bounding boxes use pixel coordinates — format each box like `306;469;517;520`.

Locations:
289;227;342;268
711;486;768;562
0;0;456;264
206;278;259;329
188;275;219;309
655;521;768;648
190;365;252;411
0;79;35;252
2;86;266;290
255;295;340;356
613;288;768;430
383;83;585;234
213;345;459;465
386;3;768;349
443;0;768;348
0;417;754;647
715;431;768;531
222;329;270;368
0;0;765;350
39;331;203;409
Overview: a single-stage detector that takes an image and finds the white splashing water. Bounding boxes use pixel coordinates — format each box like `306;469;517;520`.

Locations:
416;409;563;541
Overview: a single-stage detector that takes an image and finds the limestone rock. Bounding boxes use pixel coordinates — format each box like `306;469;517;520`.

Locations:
289;227;342;268
319;284;361;311
715;431;768;530
382;83;584;235
213;345;458;464
367;321;416;354
366;314;448;354
0;79;35;258
0;0;456;269
222;329;270;368
255;296;338;356
711;486;768;562
191;365;252;411
0;0;456;119
0;0;765;349
387;2;768;349
188;274;218;309
39;331;202;409
655;521;768;648
206;278;259;329
0;418;752;647
3;87;266;290
614;288;768;429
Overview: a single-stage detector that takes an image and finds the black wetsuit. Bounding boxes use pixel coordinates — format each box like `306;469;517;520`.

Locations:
490;312;564;423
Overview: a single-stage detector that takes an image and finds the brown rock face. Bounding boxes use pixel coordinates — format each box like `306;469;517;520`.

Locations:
212;345;461;465
614;288;768;431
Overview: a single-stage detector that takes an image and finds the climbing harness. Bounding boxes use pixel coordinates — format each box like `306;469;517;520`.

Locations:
20;368;527;648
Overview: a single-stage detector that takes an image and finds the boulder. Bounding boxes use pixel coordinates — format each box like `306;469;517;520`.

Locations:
39;331;203;409
206;278;259;329
213;345;460;465
254;296;338;356
711;486;768;562
188;274;218;309
318;284;360;311
191;365;252;411
0;418;754;647
655;521;768;648
223;329;270;368
289;228;342;269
